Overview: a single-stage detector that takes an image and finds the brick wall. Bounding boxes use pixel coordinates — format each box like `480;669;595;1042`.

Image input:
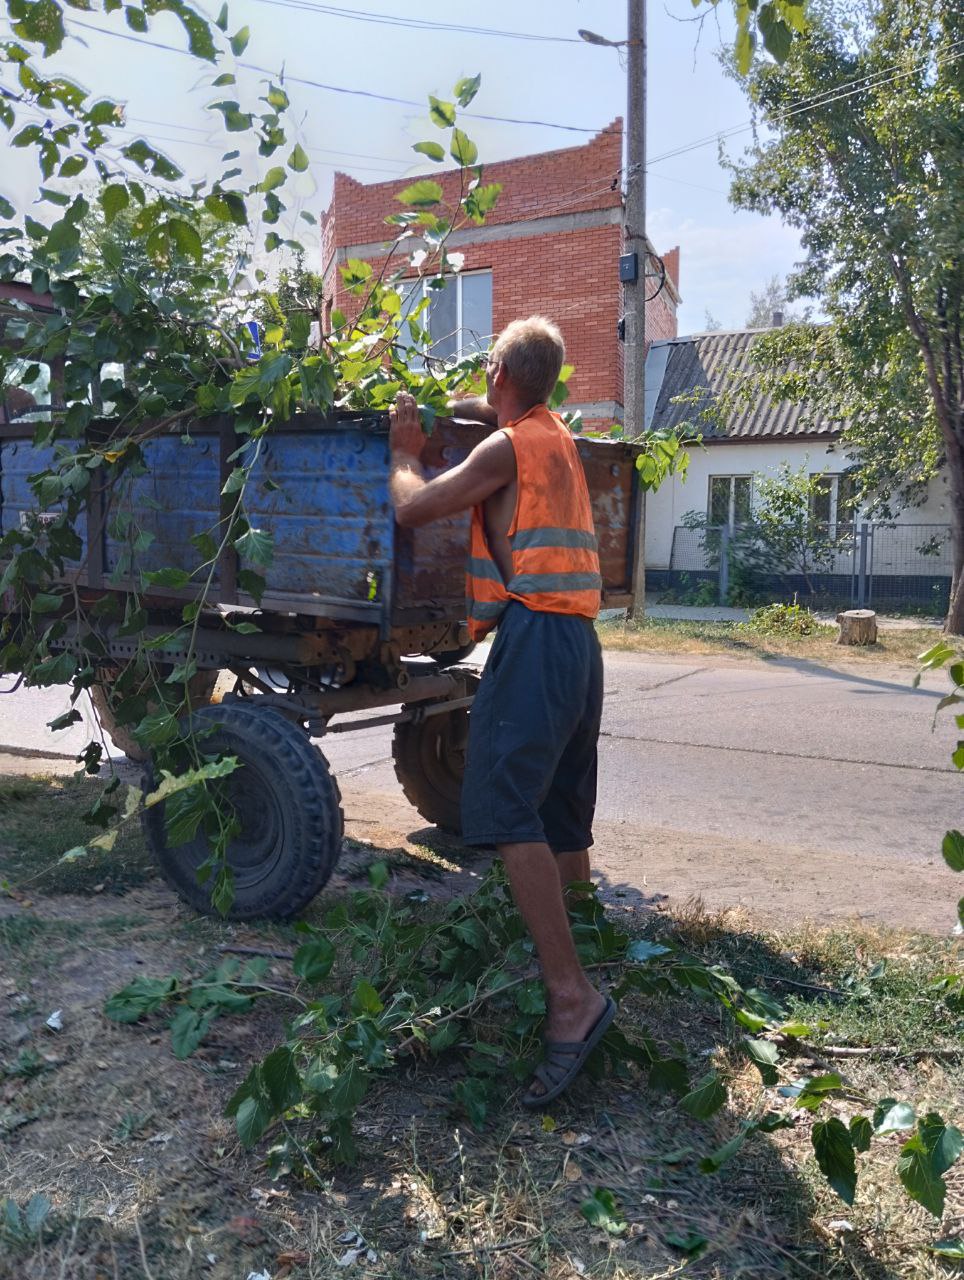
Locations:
320;120;680;430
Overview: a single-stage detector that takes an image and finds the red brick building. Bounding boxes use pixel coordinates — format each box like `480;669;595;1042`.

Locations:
320;121;680;429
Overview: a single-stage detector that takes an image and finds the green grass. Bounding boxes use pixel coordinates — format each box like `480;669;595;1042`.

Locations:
597;616;943;665
0;772;154;896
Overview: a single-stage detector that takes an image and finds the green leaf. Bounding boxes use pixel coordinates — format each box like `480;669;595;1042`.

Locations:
428;96;456;128
292;937;336;982
873;1100;916;1134
215;2;228;30
680;1070;727;1119
413;140;445;162
450;128;478;167
100;183;129;225
744;1037;779;1086
626;939;671;963
204;191;247;226
368;860;389;889
735;19;755;74
221;466;247;495
104;976;177;1023
701;1136;752;1172
896;1115;964;1218
125;6;147;33
170;1006;213;1059
453;73;481;107
794;1073;843;1112
287;143;309;173
14;0;66;55
329;1060;367;1114
579;1187;626;1236
229;24;249;54
849;1115;873;1154
234;1091;273;1147
395;179;443;209
234;527;274;568
260;166;286;192
666;1230;708;1257
30;591;63;614
929;1240;964;1261
942;829;964;873
58;154;87;178
811;1117;856;1205
142;567;191;590
212;72;235;86
47;709;82;732
167;218;202;263
757;3;794;63
351;980;383;1017
260;1046;301;1111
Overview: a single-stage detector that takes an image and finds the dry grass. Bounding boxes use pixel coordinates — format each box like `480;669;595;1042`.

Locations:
1;778;962;1279
596;617;944;667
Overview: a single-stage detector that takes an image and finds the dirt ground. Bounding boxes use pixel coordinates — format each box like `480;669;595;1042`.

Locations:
1;771;962;1280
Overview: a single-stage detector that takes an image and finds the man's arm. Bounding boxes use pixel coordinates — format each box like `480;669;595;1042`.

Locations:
447;395;498;428
389;391;515;528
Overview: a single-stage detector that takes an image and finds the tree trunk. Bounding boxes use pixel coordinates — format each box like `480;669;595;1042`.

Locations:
837;609;878;646
943;432;964;635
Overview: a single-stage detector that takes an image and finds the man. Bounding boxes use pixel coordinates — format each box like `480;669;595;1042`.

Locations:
389;315;614;1107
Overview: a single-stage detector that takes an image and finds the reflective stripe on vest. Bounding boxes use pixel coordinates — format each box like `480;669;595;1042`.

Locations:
510;526;598;553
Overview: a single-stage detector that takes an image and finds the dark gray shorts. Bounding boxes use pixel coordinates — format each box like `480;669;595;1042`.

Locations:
461;602;603;853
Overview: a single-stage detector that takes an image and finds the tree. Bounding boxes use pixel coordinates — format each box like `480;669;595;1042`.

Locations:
703;307;724;331
726;0;964;632
744;273;810;328
692;1;809;72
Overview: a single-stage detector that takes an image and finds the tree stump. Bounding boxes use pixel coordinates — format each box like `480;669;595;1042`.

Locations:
836;609;878;646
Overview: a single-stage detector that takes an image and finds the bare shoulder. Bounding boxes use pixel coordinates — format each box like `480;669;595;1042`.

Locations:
467;429;516;480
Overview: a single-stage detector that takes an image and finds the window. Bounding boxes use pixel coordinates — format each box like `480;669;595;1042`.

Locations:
708;475;752;528
2;359;51;423
809;472;855;529
399;270;492;363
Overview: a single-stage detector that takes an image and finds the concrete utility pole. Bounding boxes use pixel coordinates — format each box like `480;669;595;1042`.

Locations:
579;2;648;621
624;0;647;619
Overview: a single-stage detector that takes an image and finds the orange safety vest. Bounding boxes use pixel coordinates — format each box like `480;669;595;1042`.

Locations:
465;404;602;640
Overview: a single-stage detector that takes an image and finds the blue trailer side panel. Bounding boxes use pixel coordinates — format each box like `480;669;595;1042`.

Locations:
0;437;88;564
242;426;395;610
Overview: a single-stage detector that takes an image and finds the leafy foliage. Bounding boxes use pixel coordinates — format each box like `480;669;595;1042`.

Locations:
105;864;962;1215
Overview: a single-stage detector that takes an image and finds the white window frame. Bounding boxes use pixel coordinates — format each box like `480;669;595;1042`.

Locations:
809;472;854;534
708;474;752;528
399;269;493;363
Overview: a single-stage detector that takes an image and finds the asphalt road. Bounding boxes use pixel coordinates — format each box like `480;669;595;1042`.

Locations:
1;650;959;930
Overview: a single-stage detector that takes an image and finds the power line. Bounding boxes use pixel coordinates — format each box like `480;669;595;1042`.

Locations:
246;0;584;44
64;18;605;133
648;38;964;167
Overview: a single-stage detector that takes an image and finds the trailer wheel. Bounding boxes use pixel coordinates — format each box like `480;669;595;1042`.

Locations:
144;701;343;920
90;668;222;763
432;640;478;669
392;671;480;834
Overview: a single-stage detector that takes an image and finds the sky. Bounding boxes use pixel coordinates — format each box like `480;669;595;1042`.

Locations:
0;0;806;334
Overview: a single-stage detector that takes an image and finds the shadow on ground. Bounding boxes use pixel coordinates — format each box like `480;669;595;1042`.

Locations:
1;774;957;1279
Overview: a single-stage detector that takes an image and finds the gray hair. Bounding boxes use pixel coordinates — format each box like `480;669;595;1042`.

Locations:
490;315;566;406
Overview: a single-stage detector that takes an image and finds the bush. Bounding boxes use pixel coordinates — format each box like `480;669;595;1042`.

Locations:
740;601;834;638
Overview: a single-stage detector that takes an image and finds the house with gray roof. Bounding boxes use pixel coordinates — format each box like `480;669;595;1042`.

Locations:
643;329;953;607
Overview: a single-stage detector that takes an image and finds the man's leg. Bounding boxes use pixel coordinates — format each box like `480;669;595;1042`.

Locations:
555;849;591;896
500;840;605;1049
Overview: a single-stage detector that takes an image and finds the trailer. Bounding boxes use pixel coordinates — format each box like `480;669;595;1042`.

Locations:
0;405;643;918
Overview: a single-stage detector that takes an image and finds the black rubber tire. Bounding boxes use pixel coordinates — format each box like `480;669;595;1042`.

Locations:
432;641;478;669
391;671;480;834
143;701;343;920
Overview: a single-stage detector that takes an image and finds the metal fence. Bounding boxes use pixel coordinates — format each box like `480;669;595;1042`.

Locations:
656;522;953;615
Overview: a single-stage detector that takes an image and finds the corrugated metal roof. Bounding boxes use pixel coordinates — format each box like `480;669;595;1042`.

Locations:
648;330;840;441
